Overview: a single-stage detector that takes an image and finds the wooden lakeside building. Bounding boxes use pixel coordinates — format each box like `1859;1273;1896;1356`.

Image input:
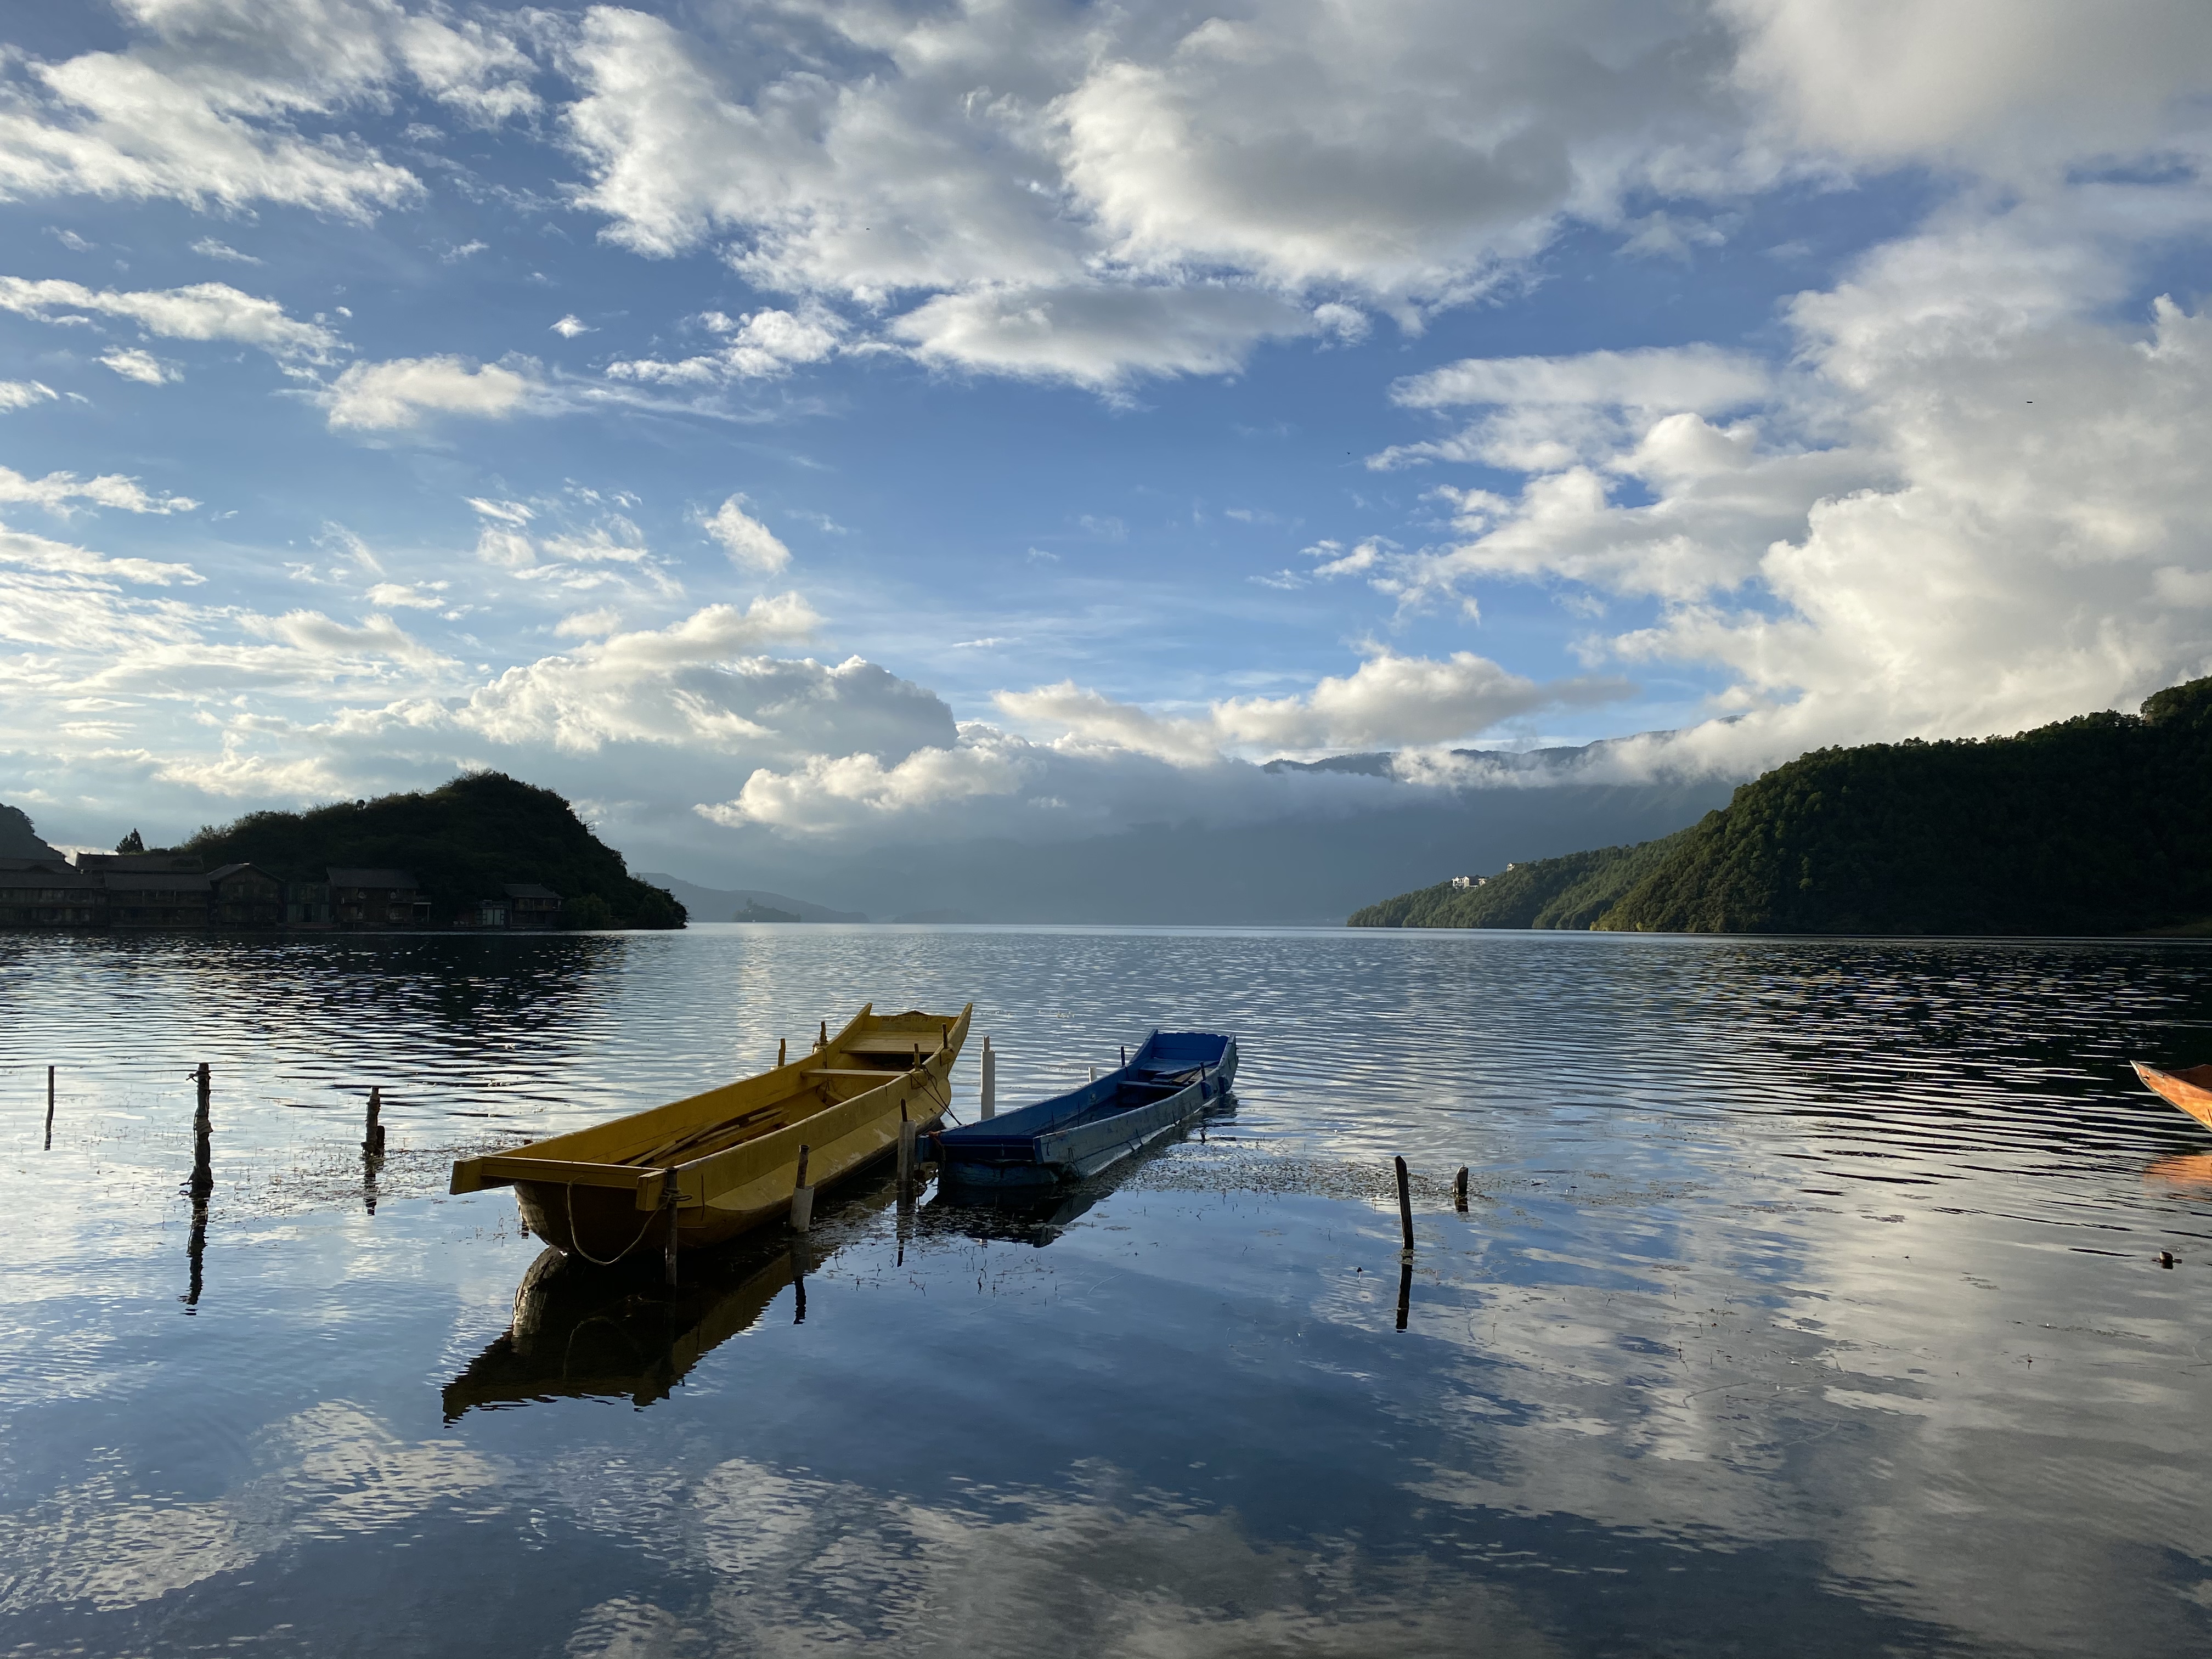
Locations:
0;853;568;933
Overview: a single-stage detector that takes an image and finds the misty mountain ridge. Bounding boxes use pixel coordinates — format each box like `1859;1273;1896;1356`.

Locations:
636;875;867;925
651;770;1734;926
1261;730;1694;782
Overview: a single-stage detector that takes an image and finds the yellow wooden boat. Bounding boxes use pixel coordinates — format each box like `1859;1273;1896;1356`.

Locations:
450;1003;971;1261
2132;1059;2212;1133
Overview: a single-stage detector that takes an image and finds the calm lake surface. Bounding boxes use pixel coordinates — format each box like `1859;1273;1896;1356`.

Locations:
4;925;2210;1657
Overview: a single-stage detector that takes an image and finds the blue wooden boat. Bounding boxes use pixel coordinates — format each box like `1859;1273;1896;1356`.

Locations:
932;1030;1237;1194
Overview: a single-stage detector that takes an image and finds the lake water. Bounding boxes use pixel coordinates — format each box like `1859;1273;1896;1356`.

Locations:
3;926;2210;1657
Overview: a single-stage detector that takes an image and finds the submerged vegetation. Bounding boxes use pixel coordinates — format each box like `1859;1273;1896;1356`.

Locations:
1352;675;2212;936
181;772;686;929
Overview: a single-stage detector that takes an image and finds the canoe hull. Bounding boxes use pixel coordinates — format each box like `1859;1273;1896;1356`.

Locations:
938;1033;1236;1195
456;1003;970;1262
2134;1059;2212;1133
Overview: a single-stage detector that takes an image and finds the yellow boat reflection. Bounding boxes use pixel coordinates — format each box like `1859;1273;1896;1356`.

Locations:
443;1177;892;1418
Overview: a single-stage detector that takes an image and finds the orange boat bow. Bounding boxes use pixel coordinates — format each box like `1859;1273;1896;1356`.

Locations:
2132;1060;2212;1133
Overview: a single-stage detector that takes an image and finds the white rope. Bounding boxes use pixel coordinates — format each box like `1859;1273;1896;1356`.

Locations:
562;1179;662;1266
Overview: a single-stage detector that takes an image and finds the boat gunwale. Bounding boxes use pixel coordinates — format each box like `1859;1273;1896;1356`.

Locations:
939;1032;1235;1187
453;1003;972;1210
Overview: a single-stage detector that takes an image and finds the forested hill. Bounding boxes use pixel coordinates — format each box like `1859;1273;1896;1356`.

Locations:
180;773;685;929
1352;675;2212;936
1348;830;1692;930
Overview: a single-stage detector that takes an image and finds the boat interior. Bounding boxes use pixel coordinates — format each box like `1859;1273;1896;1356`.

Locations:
946;1031;1231;1146
455;1006;963;1190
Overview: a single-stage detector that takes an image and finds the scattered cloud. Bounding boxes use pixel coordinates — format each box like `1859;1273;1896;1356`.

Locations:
551;314;591;338
0;380;58;411
0;0;537;221
99;348;177;385
188;238;259;265
999;650;1631;763
0;464;196;516
364;582;447;611
699;495;792;574
323;355;537;431
608;307;840;385
0;275;341;362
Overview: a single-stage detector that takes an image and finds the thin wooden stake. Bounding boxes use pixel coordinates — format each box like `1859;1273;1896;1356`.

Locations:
190;1063;213;1200
980;1037;995;1119
362;1086;385;1156
1454;1167;1469;1212
44;1064;54;1151
778;1037;787;1068
898;1115;918;1193
791;1144;814;1233
1395;1155;1414;1253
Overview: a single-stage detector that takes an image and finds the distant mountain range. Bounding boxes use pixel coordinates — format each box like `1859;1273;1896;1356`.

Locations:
635;875;868;924
1352;675;2212;936
649;756;1734;926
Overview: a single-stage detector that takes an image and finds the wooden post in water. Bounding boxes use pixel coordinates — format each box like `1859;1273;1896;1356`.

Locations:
189;1063;213;1200
791;1144;814;1233
817;1019;827;1051
1454;1167;1469;1212
898;1116;918;1194
1395;1155;1414;1253
44;1065;54;1151
362;1087;385;1156
778;1037;787;1068
980;1036;995;1119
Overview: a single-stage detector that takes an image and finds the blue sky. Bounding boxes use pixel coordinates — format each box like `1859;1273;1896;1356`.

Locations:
2;1;2209;884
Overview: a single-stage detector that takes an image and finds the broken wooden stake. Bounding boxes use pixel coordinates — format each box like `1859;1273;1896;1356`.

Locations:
1454;1167;1469;1211
1395;1155;1414;1253
362;1086;385;1156
791;1144;814;1233
980;1036;995;1119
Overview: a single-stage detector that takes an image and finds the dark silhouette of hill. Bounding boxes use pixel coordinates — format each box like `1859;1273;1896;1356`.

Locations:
179;772;684;929
0;803;60;861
